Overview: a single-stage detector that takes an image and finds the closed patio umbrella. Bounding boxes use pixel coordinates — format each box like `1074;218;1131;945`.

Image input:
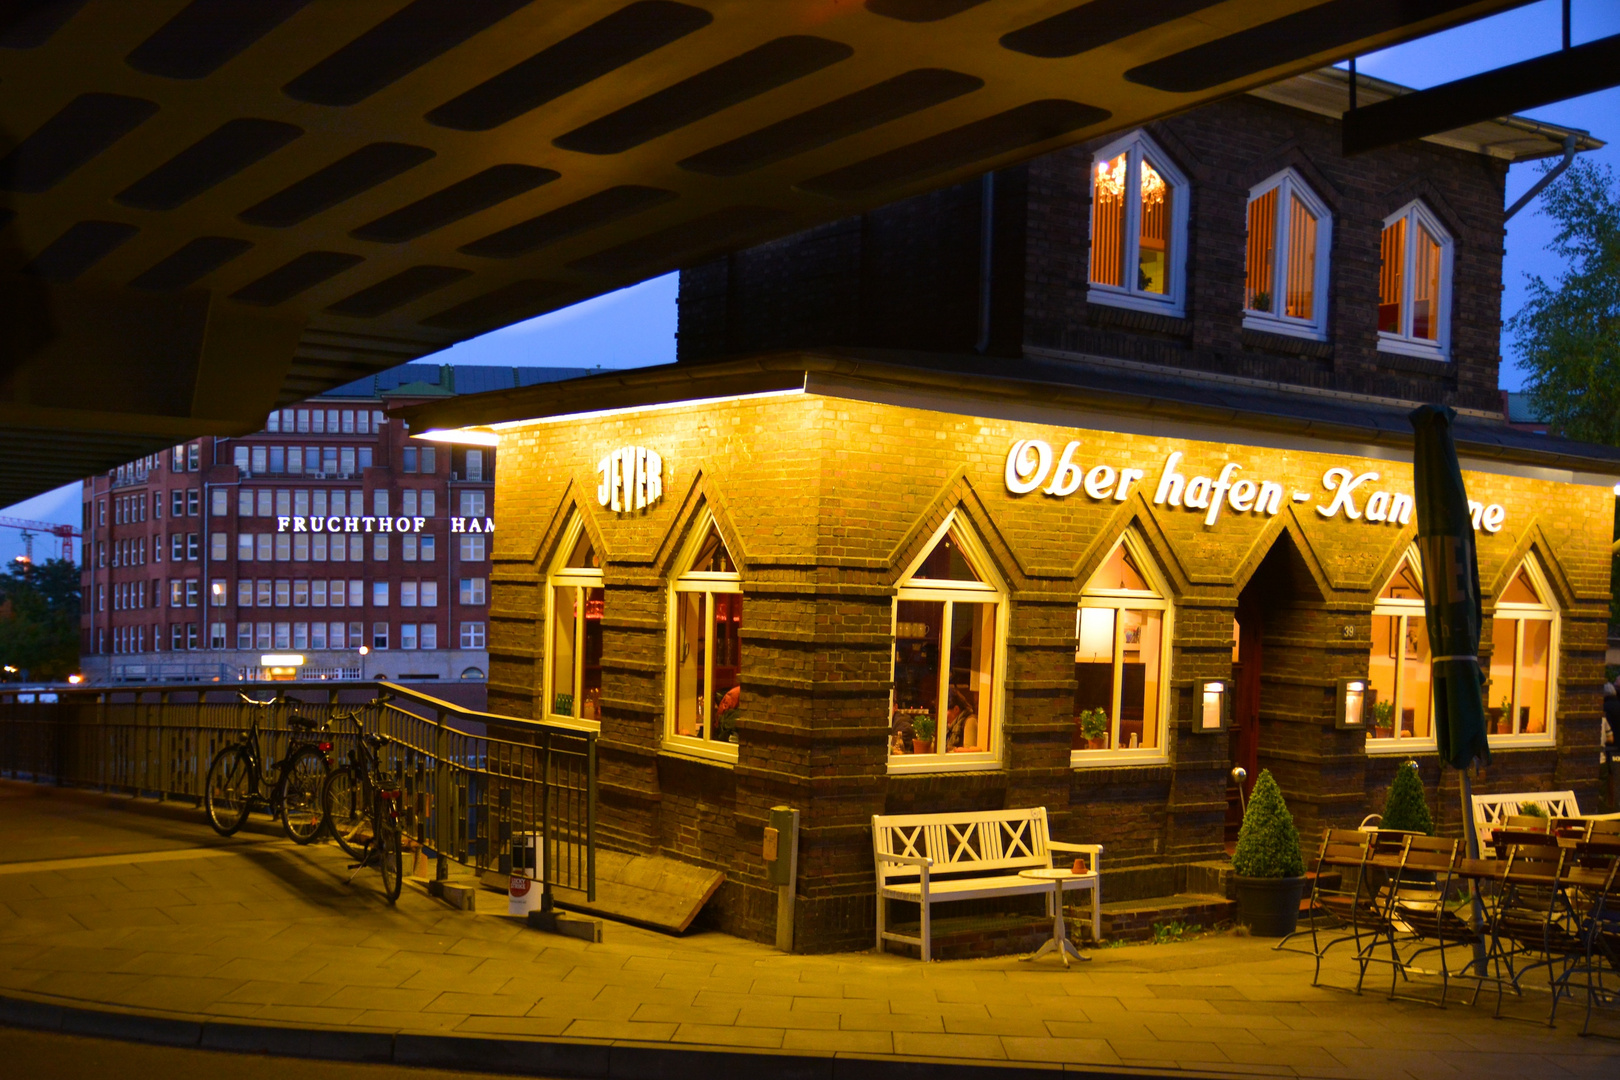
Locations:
1409;404;1491;968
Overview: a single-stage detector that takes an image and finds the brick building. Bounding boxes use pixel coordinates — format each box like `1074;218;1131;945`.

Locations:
80;364;580;684
401;73;1615;954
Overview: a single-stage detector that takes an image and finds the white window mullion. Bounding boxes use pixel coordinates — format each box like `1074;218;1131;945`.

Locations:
702;591;715;741
1271;180;1291;319
1123;149;1143;296
1394;614;1408;739
1512;618;1525;736
1111;609;1125;748
1401;213;1418;339
937;600;955;756
573;586;586;721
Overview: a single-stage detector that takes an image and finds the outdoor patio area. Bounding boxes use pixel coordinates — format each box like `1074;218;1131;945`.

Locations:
0;780;1617;1080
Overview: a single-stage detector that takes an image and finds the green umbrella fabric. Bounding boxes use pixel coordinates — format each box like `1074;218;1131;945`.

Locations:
1409;404;1490;771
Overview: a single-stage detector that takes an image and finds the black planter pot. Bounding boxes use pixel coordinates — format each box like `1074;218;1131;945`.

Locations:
1233;874;1308;937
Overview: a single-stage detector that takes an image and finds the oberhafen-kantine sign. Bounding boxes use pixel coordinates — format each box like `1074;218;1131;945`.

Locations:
1004;440;1507;534
275;516;494;534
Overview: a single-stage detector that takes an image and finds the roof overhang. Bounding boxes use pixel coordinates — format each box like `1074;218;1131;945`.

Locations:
396;350;1620;482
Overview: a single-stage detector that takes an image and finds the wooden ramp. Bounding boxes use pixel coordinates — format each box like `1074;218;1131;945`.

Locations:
485;850;724;934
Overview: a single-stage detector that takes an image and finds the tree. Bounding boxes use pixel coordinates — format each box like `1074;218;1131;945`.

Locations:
0;558;80;681
1511;158;1620;445
1380;762;1435;835
1232;769;1304;878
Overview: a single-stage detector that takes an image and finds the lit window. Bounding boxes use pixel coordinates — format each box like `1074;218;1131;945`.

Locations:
1243;169;1331;340
666;511;742;759
1367;551;1434;750
1074;532;1171;763
1378;200;1452;360
1487;559;1557;743
1087;129;1189;316
889;513;1004;771
547;516;604;726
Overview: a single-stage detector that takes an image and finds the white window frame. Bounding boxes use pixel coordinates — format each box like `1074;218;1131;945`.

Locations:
1367;548;1437;756
1072;530;1173;768
1486;556;1559;750
887;511;1006;776
1377;200;1453;362
1086;129;1190;318
544;514;604;732
1242;168;1332;342
663;507;742;765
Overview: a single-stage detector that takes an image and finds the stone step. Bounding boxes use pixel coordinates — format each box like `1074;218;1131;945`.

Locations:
1099;893;1236;942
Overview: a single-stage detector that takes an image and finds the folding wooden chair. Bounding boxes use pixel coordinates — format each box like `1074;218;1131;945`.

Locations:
1488;842;1584;1024
1565;840;1620;1036
1308;827;1406;993
1387;835;1485;1006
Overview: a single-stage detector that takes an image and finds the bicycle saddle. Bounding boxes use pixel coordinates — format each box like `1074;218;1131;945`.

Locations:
287;716;317;731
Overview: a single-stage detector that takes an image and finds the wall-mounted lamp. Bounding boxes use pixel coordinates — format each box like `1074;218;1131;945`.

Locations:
1337;677;1368;729
1198;680;1229;732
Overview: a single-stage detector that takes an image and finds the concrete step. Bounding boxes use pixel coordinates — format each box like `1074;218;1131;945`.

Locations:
1099;893;1236;942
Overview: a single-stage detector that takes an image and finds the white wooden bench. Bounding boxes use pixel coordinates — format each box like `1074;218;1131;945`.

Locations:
872;806;1101;962
1470;789;1581;839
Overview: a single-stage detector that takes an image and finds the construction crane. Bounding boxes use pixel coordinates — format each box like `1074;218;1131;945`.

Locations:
0;516;80;564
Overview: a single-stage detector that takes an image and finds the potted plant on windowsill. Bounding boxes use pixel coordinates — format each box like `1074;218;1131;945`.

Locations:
1078;708;1109;750
1231;768;1307;937
911;715;936;754
1371;699;1394;740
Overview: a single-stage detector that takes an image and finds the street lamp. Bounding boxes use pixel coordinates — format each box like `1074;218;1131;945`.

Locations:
358;645;370;682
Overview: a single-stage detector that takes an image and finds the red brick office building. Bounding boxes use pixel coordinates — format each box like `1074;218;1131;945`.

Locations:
79;365;578;684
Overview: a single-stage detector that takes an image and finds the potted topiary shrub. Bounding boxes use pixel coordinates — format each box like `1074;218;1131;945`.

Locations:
911;714;936;754
1380;761;1434;835
1231;769;1307;937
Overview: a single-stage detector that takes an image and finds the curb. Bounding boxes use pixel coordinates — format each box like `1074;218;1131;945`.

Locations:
0;992;1239;1080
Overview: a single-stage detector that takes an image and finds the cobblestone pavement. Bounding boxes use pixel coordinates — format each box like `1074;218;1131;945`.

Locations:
1;780;1617;1079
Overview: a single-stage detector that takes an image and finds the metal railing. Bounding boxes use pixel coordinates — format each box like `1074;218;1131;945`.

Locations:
0;681;594;908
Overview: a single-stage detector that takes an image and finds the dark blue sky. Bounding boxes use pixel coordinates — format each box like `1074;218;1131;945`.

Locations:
4;1;1616;553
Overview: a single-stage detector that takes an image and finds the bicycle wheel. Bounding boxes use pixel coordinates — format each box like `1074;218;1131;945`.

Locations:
378;816;403;904
323;765;372;861
204;745;251;836
279;745;329;844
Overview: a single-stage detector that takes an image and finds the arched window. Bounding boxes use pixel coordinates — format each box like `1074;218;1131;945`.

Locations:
545;514;603;728
1487;559;1557;743
1243;168;1331;340
1074;532;1171;763
889;513;1005;771
1367;551;1434;750
665;510;742;759
460;667;485;680
1378;200;1452;360
1088;130;1189;317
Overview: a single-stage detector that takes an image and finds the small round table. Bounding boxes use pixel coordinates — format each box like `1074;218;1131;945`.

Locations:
1018;868;1089;967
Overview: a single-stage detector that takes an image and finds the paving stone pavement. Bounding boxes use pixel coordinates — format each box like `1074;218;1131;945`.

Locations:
1;780;1617;1079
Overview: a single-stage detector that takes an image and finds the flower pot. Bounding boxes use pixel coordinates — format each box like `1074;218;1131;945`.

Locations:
1087;736;1108;750
1233;874;1308;937
912;739;934;754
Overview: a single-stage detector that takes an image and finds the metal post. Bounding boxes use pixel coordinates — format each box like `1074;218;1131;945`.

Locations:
540;729;553;913
434;706;450;882
1458;765;1490;975
586;734;596;903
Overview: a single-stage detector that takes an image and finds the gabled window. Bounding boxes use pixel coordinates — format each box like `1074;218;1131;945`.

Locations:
1378;200;1452;360
1088;130;1189;317
888;513;1005;773
1243;169;1332;340
1487;559;1557;745
1367;550;1434;751
1074;532;1171;765
665;511;742;761
547;515;604;729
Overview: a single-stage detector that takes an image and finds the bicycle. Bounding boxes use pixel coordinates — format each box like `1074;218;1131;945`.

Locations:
203;694;333;844
322;709;404;903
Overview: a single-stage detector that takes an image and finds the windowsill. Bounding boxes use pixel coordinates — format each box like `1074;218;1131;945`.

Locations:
1241;313;1327;342
1377;333;1448;363
1487;733;1557;751
887;752;1000;775
1086;285;1184;319
1366;737;1438;755
1070;748;1169;769
660;737;738;766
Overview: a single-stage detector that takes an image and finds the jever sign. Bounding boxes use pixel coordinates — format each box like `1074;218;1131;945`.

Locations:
598;446;662;513
1004;440;1507;534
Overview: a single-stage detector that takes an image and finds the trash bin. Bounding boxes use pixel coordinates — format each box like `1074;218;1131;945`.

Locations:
509;833;543;915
